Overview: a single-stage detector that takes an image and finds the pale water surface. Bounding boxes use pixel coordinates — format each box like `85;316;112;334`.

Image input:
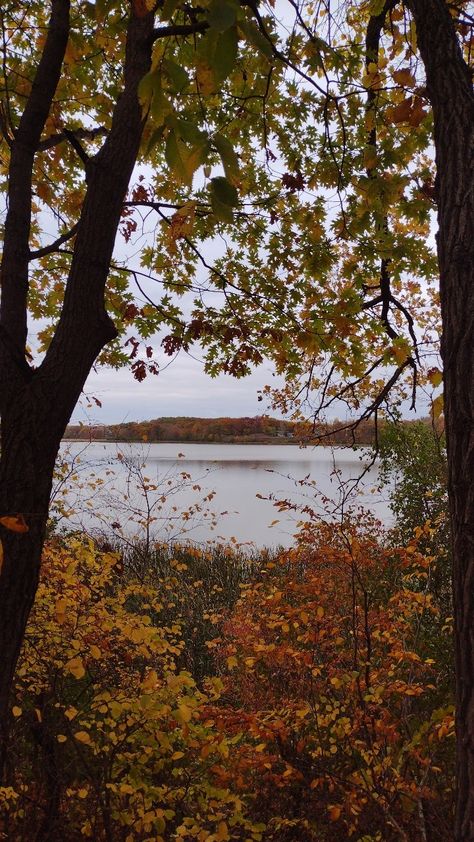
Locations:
56;442;391;548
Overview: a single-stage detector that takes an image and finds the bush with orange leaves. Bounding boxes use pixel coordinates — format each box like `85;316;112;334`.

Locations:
209;517;454;842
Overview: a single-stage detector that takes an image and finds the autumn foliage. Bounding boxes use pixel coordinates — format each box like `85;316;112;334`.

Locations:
64;415;379;446
1;514;454;841
213;519;454;841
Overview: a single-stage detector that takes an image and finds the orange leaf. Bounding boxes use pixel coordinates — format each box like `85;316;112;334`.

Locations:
0;515;29;533
74;730;91;744
392;68;416;87
387;97;413;124
328;805;341;821
408;97;428;127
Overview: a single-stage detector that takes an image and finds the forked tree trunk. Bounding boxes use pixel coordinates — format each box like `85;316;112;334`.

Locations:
0;2;154;767
407;1;474;838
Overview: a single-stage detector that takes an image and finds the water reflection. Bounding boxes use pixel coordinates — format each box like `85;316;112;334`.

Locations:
56;441;391;548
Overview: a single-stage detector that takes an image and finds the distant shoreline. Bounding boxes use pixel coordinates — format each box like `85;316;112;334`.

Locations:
61;438;302;446
63;414;391;447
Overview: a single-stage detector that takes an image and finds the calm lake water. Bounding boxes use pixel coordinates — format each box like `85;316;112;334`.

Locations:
56;442;391;548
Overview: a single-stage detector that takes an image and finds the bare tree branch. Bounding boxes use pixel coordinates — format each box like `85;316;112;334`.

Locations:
152;21;208;40
38;125;108;152
29;222;79;260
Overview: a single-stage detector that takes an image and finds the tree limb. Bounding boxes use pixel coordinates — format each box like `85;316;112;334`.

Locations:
152;21;208;40
0;0;71;365
38;125;108;152
29;223;79;260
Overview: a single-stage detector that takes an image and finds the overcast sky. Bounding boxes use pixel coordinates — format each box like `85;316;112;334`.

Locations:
72;356;279;424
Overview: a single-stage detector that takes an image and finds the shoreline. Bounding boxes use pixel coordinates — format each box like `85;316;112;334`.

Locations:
61;438;365;449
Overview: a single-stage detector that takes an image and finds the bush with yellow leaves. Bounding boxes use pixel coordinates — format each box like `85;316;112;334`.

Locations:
1;536;262;842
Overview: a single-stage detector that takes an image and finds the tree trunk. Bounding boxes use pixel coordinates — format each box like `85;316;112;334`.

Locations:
0;399;60;771
407;2;474;838
0;2;154;765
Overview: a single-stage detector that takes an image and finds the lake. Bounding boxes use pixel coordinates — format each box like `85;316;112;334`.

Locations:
56;441;391;548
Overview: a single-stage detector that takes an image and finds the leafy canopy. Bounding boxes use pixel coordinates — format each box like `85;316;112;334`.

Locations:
2;0;464;412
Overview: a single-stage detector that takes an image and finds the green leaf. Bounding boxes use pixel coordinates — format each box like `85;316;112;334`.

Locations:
238;19;273;59
138;69;158;113
214;26;238;81
173;116;208;145
162;58;189;92
165;131;188;182
211;194;234;223
166;130;210;186
146;125;165;154
200;26;238;84
95;0;115;22
211;176;238;207
207;0;237;32
150;83;173;126
213;133;239;184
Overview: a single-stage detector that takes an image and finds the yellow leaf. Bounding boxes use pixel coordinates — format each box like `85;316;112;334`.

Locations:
66;657;86;679
74;731;91;744
119;783;134;794
12;706;22;718
428;367;443;388
142;669;158;691
432;393;444;419
316;606;324;619
176;703;192;723
65;706;78;720
57;734;67;743
54;597;68;624
226;655;238;669
169;202;196;243
78;788;88;798
0;515;29;533
196;63;215;95
90;645;101;659
296;706;310;719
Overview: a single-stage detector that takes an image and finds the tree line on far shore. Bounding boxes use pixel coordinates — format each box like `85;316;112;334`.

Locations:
64;415;439;447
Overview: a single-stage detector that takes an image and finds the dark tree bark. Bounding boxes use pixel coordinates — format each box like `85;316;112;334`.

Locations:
0;0;154;765
406;1;474;838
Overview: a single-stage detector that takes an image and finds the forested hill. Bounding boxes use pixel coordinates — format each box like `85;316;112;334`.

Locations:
64;416;380;445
